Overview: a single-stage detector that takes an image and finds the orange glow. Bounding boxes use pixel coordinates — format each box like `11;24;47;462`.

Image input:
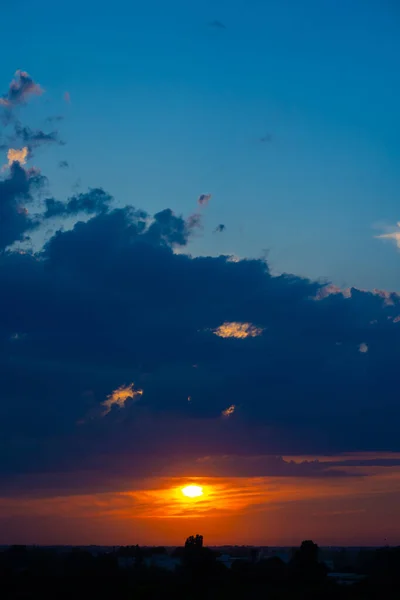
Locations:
181;484;203;498
222;404;235;417
3;147;28;170
2;456;400;545
101;383;143;416
213;321;263;339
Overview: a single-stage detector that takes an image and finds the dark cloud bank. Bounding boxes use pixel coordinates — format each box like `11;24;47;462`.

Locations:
1;160;400;496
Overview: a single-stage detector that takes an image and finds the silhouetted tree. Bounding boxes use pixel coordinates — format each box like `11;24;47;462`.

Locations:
185;534;203;549
290;540;326;586
299;540;320;563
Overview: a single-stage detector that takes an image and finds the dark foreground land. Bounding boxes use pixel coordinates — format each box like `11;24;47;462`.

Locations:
1;538;400;599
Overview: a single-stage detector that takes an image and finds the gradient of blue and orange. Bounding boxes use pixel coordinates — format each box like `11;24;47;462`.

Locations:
1;0;400;547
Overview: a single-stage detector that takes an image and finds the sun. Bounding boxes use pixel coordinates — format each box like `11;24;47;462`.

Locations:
181;484;203;498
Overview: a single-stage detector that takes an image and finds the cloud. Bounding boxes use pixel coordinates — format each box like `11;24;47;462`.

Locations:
58;160;69;169
186;212;202;231
222;405;236;417
198;193;211;207
64;91;71;104
14;122;64;148
359;343;368;354
315;284;352;300
375;222;400;249
0;70;43;109
44;188;112;218
214;224;226;233
146;208;199;247
377;232;400;248
2;147;29;170
2;170;400;505
315;283;398;307
0;162;46;250
101;383;143;416
212;321;264;339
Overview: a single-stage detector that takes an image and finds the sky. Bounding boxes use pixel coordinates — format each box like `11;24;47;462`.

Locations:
1;0;400;546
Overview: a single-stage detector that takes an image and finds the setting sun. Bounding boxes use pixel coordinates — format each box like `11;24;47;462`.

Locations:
181;484;203;498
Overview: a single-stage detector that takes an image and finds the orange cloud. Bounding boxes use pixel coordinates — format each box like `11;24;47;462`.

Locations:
221;404;235;417
213;321;263;339
2;147;28;170
101;383;143;416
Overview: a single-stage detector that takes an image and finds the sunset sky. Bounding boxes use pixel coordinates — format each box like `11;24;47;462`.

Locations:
1;0;400;546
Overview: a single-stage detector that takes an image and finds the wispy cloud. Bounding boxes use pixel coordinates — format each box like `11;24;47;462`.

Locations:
15;122;63;147
375;222;400;249
44;189;112;218
0;70;43;108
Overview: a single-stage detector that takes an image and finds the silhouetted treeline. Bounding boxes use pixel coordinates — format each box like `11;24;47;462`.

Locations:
1;539;400;599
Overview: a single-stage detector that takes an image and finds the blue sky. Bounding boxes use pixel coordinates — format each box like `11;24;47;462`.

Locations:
1;0;400;290
0;0;400;290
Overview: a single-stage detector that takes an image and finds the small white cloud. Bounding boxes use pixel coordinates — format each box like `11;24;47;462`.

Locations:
359;343;368;354
375;222;400;249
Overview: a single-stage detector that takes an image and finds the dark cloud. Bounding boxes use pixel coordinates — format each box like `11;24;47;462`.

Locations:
214;223;226;233
0;163;46;250
145;208;193;247
14;122;64;148
2;179;400;495
58;160;69;169
44;188;112;218
0;70;43;109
